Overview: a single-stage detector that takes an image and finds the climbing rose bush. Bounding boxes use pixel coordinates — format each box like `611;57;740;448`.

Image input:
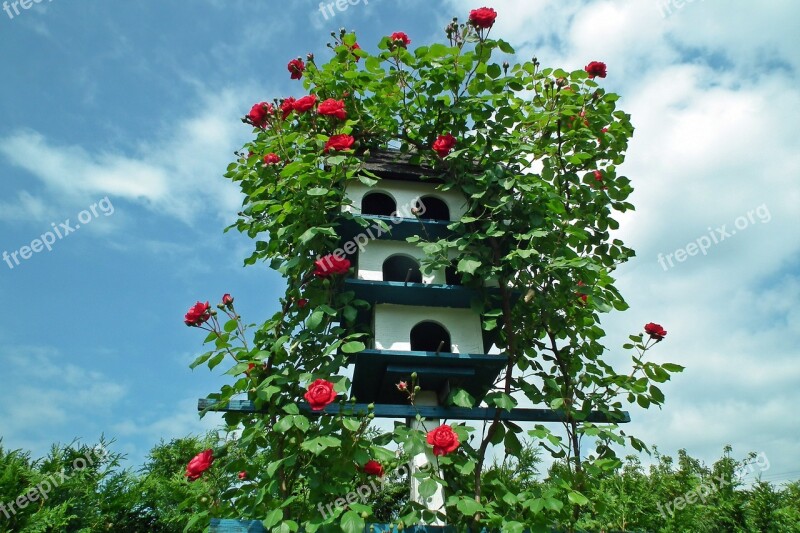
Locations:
184;6;684;531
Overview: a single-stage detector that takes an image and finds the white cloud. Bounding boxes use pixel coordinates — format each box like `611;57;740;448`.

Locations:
0;87;259;226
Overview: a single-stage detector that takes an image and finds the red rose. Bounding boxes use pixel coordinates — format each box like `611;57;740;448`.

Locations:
390;32;411;48
314;254;351;277
245;362;256;376
186;449;213;481
304;378;338;411
221;293;234;307
288;58;305;80
280;97;296;119
585;61;607;79
644;322;667;341
323;134;355;153
469;7;497;29
263;153;281;165
432;133;457;158
297;298;308;309
363;460;384;477
317;98;347;120
576;281;588;303
427;424;460;456
350;42;362;61
594;170;603;182
247;102;272;129
293;95;317;113
396;381;408;392
184;301;211;327
238;471;247;480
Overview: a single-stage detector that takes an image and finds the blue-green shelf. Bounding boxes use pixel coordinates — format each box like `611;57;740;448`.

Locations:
338;214;454;243
350;349;507;404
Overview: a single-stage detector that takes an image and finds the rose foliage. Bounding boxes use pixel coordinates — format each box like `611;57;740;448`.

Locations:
187;10;684;532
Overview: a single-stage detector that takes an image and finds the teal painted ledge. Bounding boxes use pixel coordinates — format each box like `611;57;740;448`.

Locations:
197;399;630;424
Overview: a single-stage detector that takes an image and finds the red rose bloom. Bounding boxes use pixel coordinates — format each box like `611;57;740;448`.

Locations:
576;281;588;303
304;378;338;411
469;7;498;29
263;153;281;165
585;61;607;79
396;381;408;392
288;58;305;80
317;98;347;120
238;471;247;480
245;362;256;376
297;298;308;309
390;32;411;48
363;460;384;477
314;254;351;277
350;42;362;61
644;322;667;341
184;301;211;326
293;95;317;113
280;97;296;119
432;133;457;158
247;102;272;129
427;424;460;456
186;449;213;481
594;170;603;182
323;134;355;153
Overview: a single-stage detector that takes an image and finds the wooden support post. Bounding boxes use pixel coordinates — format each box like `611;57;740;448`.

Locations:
409;391;446;525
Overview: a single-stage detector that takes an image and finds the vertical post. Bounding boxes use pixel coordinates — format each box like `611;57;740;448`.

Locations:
409;390;446;525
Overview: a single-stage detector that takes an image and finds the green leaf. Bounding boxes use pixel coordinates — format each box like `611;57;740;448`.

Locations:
543;497;564;511
307;309;325;330
294;415;310;432
307;187;329;196
342;417;361;431
418;478;438;499
568;491;589;506
341;341;365;354
340;511;365;533
189;351;213;369
263;508;283;528
456;497;484;515
497;39;515;54
451;389;475;408
662;363;685;373
208;352;225;370
457;258;481;274
274;416;294;433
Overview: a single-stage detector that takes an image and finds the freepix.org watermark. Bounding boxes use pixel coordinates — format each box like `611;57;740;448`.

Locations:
3;0;53;20
656;451;770;519
0;445;108;520
657;203;770;271
656;0;705;18
318;0;369;20
3;196;115;270
314;196;426;272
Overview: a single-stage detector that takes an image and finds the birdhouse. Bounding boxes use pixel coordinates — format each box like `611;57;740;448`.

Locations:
336;150;508;407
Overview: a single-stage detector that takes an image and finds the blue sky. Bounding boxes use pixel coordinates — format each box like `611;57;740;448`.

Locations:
1;0;798;488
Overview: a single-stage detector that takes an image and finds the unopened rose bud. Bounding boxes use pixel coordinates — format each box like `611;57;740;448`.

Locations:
556;77;567;87
396;381;408;392
368;403;375;410
297;298;308;309
222;293;234;307
411;372;418;380
307;52;314;62
410;207;420;216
